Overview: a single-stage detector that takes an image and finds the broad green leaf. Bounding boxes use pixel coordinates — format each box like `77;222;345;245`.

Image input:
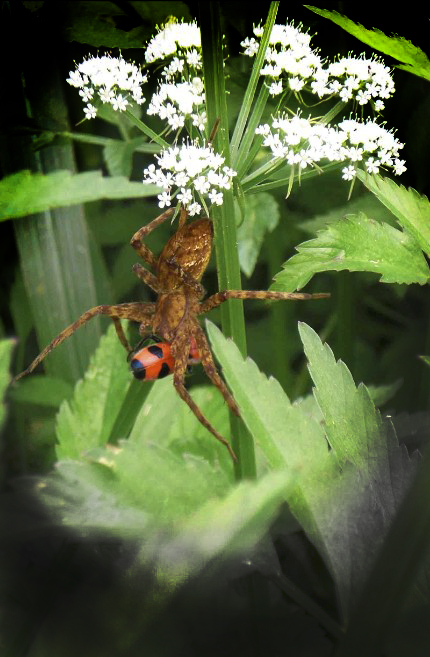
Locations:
299;191;398;235
357;171;430;257
306;6;430;82
37;460;149;535
271;212;429;292
128;375;183;446
299;322;389;470
36;452;290;599
55;323;131;459
0;170;160;221
65;19;151;48
166;384;231;461
8;375;73;407
103;137;150;178
129;373;233;471
148;470;292;584
87;440;230;525
206;321;327;471
0;338;16;430
236;192;279;277
298;323;420;617
63;1;191;48
366;380;403;407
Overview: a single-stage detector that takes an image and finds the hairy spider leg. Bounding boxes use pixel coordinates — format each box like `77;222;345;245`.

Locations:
199;289;330;314
14;302;155;382
130;207;175;267
192;321;240;417
170;331;238;462
132;263;160;293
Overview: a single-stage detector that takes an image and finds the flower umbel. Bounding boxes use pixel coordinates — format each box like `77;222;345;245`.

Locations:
256;115;406;179
242;23;395;110
145;21;206;133
67;55;147;119
143;141;237;215
145;21;201;64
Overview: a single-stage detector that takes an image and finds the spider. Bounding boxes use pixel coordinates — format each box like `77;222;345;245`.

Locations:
15;207;329;461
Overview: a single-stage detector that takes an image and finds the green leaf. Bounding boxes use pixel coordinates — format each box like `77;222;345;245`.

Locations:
0;170;160;221
36;452;290;599
366;379;403;407
87;441;230;526
206;320;327;471
8;375;73;407
128;375;183;446
236;192;279;277
55;323;131;460
297;323;420;617
62;1;191;48
271;212;429;292
299;322;387;469
299;191;398;235
103;137;149;178
419;355;430;368
129;374;234;470
65;20;151;49
357;171;430;257
0;338;16;429
150;470;292;584
306;6;430;82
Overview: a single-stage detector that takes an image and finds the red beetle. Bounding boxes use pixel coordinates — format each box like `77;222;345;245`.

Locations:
130;336;200;381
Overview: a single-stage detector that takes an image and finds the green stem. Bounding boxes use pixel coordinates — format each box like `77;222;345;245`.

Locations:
335;271;355;376
266;224;295;395
125;109;170;148
199;2;256;480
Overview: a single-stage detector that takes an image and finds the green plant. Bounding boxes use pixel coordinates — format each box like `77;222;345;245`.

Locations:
2;3;430;656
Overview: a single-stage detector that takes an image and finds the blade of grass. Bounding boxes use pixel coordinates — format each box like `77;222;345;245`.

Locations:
13;41;109;383
230;2;279;163
234;85;270;179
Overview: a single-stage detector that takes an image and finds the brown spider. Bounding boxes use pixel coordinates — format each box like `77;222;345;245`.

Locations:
15;207;329;461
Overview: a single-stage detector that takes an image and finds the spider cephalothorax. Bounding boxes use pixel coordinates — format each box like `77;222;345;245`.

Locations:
15;207;329;461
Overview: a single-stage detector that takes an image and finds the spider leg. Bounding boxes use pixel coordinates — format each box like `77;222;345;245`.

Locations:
112;317;132;352
132;263;160;293
192;322;240;417
14;302;155;382
130;207;175;268
199;290;330;314
170;334;237;462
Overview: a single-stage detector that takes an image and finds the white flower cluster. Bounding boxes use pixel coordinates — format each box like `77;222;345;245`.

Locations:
256;115;406;179
242;23;322;96
145;21;201;64
143;141;237;215
312;55;395;110
242;23;395;110
147;78;206;131
145;22;206;132
67;55;147;119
